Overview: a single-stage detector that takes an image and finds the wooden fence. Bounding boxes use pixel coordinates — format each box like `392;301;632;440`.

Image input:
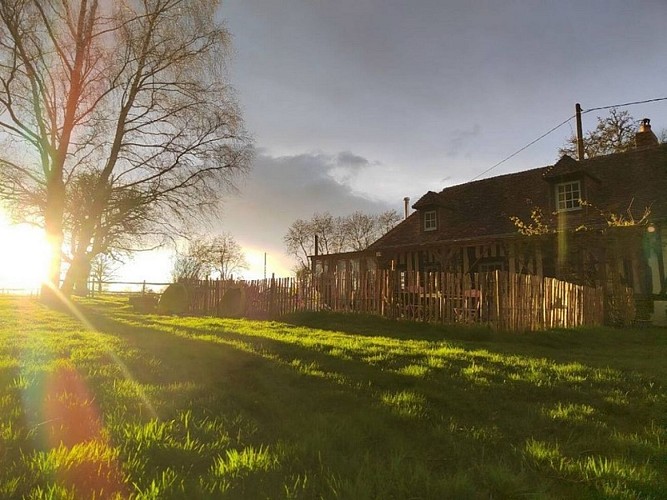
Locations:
180;270;628;331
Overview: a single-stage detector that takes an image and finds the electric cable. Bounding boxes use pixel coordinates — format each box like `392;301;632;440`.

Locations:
584;96;667;114
468;115;574;182
468;96;667;182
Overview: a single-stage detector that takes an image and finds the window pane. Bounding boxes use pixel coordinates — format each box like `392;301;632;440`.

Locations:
424;210;437;230
556;181;581;211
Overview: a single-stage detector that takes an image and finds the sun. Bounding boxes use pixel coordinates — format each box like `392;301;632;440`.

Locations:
0;212;50;290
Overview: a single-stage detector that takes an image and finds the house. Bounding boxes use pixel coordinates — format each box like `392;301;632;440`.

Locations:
311;119;667;319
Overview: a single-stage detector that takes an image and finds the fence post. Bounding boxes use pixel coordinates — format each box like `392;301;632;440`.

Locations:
269;273;276;318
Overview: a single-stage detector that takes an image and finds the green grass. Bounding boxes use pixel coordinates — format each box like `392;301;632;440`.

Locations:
0;295;665;498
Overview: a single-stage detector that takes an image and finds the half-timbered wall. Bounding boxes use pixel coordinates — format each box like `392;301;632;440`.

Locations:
313;226;665;297
388;240;520;276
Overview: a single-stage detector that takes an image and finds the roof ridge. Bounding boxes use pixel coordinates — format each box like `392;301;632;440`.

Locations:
440;164;551;193
580;141;667;164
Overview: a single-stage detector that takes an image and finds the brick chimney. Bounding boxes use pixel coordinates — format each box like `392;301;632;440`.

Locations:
635;118;659;150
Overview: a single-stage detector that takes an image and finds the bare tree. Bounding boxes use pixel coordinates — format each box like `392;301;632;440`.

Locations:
0;0;108;298
659;129;667;144
343;211;377;252
559;108;636;159
311;212;347;254
170;233;248;282
89;253;119;292
284;217;315;273
344;209;401;251
171;237;211;282
0;0;251;299
377;209;402;234
284;210;401;272
208;233;249;280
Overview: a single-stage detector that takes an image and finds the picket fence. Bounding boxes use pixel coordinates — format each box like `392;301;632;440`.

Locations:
180;270;626;331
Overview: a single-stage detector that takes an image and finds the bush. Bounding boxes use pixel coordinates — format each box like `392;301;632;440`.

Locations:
219;286;247;317
128;293;159;313
158;283;189;315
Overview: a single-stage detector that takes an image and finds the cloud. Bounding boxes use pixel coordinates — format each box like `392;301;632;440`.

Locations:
335;151;370;167
212;150;397;277
328;151;373;185
446;124;481;158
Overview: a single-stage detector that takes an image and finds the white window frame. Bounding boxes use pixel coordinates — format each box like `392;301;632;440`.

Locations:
424;210;437;231
556;181;582;212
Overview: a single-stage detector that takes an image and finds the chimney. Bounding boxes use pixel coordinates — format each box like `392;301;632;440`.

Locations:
635;118;659;150
403;197;410;219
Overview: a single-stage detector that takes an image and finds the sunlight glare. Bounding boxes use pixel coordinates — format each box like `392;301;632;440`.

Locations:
243;247;293;280
0;212;50;290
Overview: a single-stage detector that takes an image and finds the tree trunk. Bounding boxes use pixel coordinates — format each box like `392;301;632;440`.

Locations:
62;253;92;297
40;177;66;303
74;255;92;296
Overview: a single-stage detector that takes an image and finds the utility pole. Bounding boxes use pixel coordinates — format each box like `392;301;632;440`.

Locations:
264;252;267;280
312;234;319;276
575;103;585;161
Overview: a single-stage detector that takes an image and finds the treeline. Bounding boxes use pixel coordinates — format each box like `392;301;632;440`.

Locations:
284;210;401;272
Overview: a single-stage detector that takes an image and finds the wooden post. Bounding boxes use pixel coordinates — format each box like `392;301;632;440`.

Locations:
576;103;585;161
270;273;276;318
312;235;319;276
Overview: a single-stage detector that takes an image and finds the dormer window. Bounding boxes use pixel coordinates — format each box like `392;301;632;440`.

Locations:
556;181;581;211
424;210;437;231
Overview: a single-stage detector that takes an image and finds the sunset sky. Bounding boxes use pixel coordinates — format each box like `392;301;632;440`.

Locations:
3;1;667;287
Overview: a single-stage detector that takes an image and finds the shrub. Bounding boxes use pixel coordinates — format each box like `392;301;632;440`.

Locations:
219;287;246;317
158;284;189;315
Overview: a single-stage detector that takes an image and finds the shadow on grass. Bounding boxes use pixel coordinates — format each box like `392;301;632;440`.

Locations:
282;310;496;342
283;311;667;373
139;312;664;441
37;297;667;498
68;301;518;497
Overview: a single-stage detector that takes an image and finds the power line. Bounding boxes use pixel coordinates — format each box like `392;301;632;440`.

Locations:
468;115;574;182
584;96;667;114
468;96;667;183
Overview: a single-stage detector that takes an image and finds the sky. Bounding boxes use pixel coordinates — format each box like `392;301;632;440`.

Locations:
189;0;667;280
4;0;667;287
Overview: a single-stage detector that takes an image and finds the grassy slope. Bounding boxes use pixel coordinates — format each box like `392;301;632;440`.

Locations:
0;295;665;499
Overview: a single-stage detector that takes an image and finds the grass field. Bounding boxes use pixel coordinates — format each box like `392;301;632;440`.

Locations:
0;295;665;499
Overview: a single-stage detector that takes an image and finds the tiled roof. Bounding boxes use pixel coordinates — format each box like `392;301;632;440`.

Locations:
369;144;667;251
542;154;600;181
413;190;444;209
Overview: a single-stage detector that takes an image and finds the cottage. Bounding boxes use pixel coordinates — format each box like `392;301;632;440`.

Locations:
312;120;667;322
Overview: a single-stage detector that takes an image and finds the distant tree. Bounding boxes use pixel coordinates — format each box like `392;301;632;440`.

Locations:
89;254;120;293
344;212;377;252
311;213;347;255
284;218;315;272
377;209;402;234
171;238;212;282
208;233;249;280
660;129;667;144
283;212;346;273
284;209;402;273
344;210;401;251
170;233;248;282
560;108;636;159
